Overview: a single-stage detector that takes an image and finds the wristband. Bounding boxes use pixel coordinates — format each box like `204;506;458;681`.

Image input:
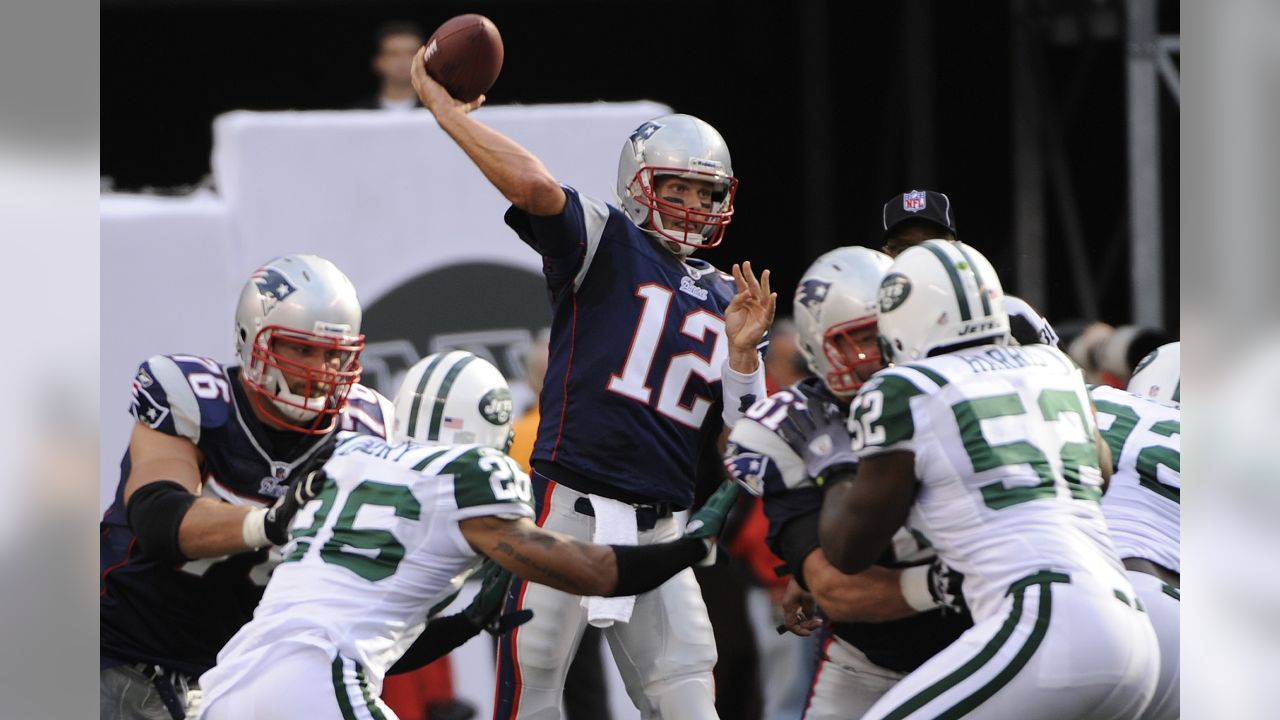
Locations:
899;564;938;612
720;359;767;427
242;508;270;550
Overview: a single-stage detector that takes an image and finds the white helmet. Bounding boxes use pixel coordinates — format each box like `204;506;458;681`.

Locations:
876;239;1009;363
234;254;364;434
392;351;514;451
616;114;739;256
1126;341;1180;407
793;247;894;396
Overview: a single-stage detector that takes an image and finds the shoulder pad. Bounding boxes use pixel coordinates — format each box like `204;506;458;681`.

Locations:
131;355;234;443
340;383;394;440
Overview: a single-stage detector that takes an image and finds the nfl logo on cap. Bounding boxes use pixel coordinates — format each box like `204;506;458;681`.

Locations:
903;190;927;213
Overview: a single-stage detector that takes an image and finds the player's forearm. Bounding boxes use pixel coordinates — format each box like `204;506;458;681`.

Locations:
804;553;915;623
177;499;260;559
433;107;566;215
484;527;616;596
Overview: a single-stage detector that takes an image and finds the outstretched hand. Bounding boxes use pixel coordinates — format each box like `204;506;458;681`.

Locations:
411;45;487;116
724;261;776;368
685;480;741;541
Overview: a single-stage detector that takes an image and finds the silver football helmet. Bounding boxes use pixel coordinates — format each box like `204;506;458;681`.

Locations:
234;254;364;434
616;114;739;256
793;247;894;396
392;351;515;451
876;239;1009;363
1126;341;1180;407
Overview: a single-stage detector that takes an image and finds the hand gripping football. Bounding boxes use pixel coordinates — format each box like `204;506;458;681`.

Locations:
423;14;504;103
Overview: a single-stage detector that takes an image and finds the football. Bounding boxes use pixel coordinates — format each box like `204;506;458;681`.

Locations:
423;14;504;103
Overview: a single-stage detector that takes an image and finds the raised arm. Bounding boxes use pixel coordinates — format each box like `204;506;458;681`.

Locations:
410;45;565;216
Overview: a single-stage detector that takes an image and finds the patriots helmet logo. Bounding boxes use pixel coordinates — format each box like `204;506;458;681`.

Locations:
628;120;664;157
796;278;831;311
251;266;298;315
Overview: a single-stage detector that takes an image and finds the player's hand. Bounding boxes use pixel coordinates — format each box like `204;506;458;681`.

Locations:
724;261;776;369
411;45;486;115
463;561;533;636
927;556;968;616
777;393;859;483
684;480;741;541
263;433;338;545
778;578;822;636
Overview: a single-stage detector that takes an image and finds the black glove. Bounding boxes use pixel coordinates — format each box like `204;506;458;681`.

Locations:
776;393;859;483
463;561;533;636
263;433;339;545
927;556;968;615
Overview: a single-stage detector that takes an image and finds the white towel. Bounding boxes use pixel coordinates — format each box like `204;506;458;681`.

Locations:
581;494;639;628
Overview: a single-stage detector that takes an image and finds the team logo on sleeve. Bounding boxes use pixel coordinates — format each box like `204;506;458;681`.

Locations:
250;266;298;315
796;279;830;311
879;273;912;313
130;381;169;429
724;444;772;496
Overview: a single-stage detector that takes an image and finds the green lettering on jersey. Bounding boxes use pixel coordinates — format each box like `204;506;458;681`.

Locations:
1136;419;1180;504
953;389;1102;510
1092;398;1138;468
282;480;422;582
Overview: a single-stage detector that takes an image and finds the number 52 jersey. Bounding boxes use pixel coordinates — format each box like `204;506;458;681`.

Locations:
849;343;1127;622
198;433;534;704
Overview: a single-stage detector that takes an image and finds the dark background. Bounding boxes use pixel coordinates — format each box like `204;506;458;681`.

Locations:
102;0;1179;332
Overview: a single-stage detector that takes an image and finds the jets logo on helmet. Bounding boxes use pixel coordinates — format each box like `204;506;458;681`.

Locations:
876;240;1010;363
393;350;515;451
878;273;912;313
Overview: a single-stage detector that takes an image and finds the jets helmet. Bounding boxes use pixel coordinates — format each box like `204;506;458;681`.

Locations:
392;351;515;451
234;254;365;434
1126;341;1180;407
616;114;739;256
793;246;894;396
876;239;1009;363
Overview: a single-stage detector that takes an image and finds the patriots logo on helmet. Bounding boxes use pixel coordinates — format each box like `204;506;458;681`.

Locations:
628;120;664;157
251;266;298;315
724;444;772;496
796;279;831;311
903;190;927;213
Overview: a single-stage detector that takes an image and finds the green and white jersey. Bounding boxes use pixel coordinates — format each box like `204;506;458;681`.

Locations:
206;432;534;694
1090;384;1180;573
849;343;1127;622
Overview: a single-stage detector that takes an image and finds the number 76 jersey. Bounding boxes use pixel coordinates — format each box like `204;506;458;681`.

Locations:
849;343;1126;623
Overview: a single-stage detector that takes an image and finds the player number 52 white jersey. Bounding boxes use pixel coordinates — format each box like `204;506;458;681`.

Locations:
848;344;1127;622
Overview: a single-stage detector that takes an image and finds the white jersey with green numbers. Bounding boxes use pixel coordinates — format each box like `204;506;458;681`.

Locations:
201;432;534;700
1089;384;1181;573
849;343;1128;623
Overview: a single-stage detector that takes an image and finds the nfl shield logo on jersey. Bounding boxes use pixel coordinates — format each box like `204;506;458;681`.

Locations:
903;190;927;213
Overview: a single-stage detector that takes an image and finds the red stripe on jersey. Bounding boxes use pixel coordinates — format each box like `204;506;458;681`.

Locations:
551;293;579;461
100;537;137;598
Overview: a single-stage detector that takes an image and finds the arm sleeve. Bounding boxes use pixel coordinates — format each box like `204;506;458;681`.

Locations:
504;187;611;292
387;614;479;675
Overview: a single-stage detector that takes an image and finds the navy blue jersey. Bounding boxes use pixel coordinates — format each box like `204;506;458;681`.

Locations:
505;186;746;509
725;378;971;673
99;355;392;676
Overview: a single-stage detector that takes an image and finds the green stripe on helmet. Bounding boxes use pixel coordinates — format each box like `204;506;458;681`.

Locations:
406;352;448;440
952;243;993;316
428;354;476;441
921;241;972;321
